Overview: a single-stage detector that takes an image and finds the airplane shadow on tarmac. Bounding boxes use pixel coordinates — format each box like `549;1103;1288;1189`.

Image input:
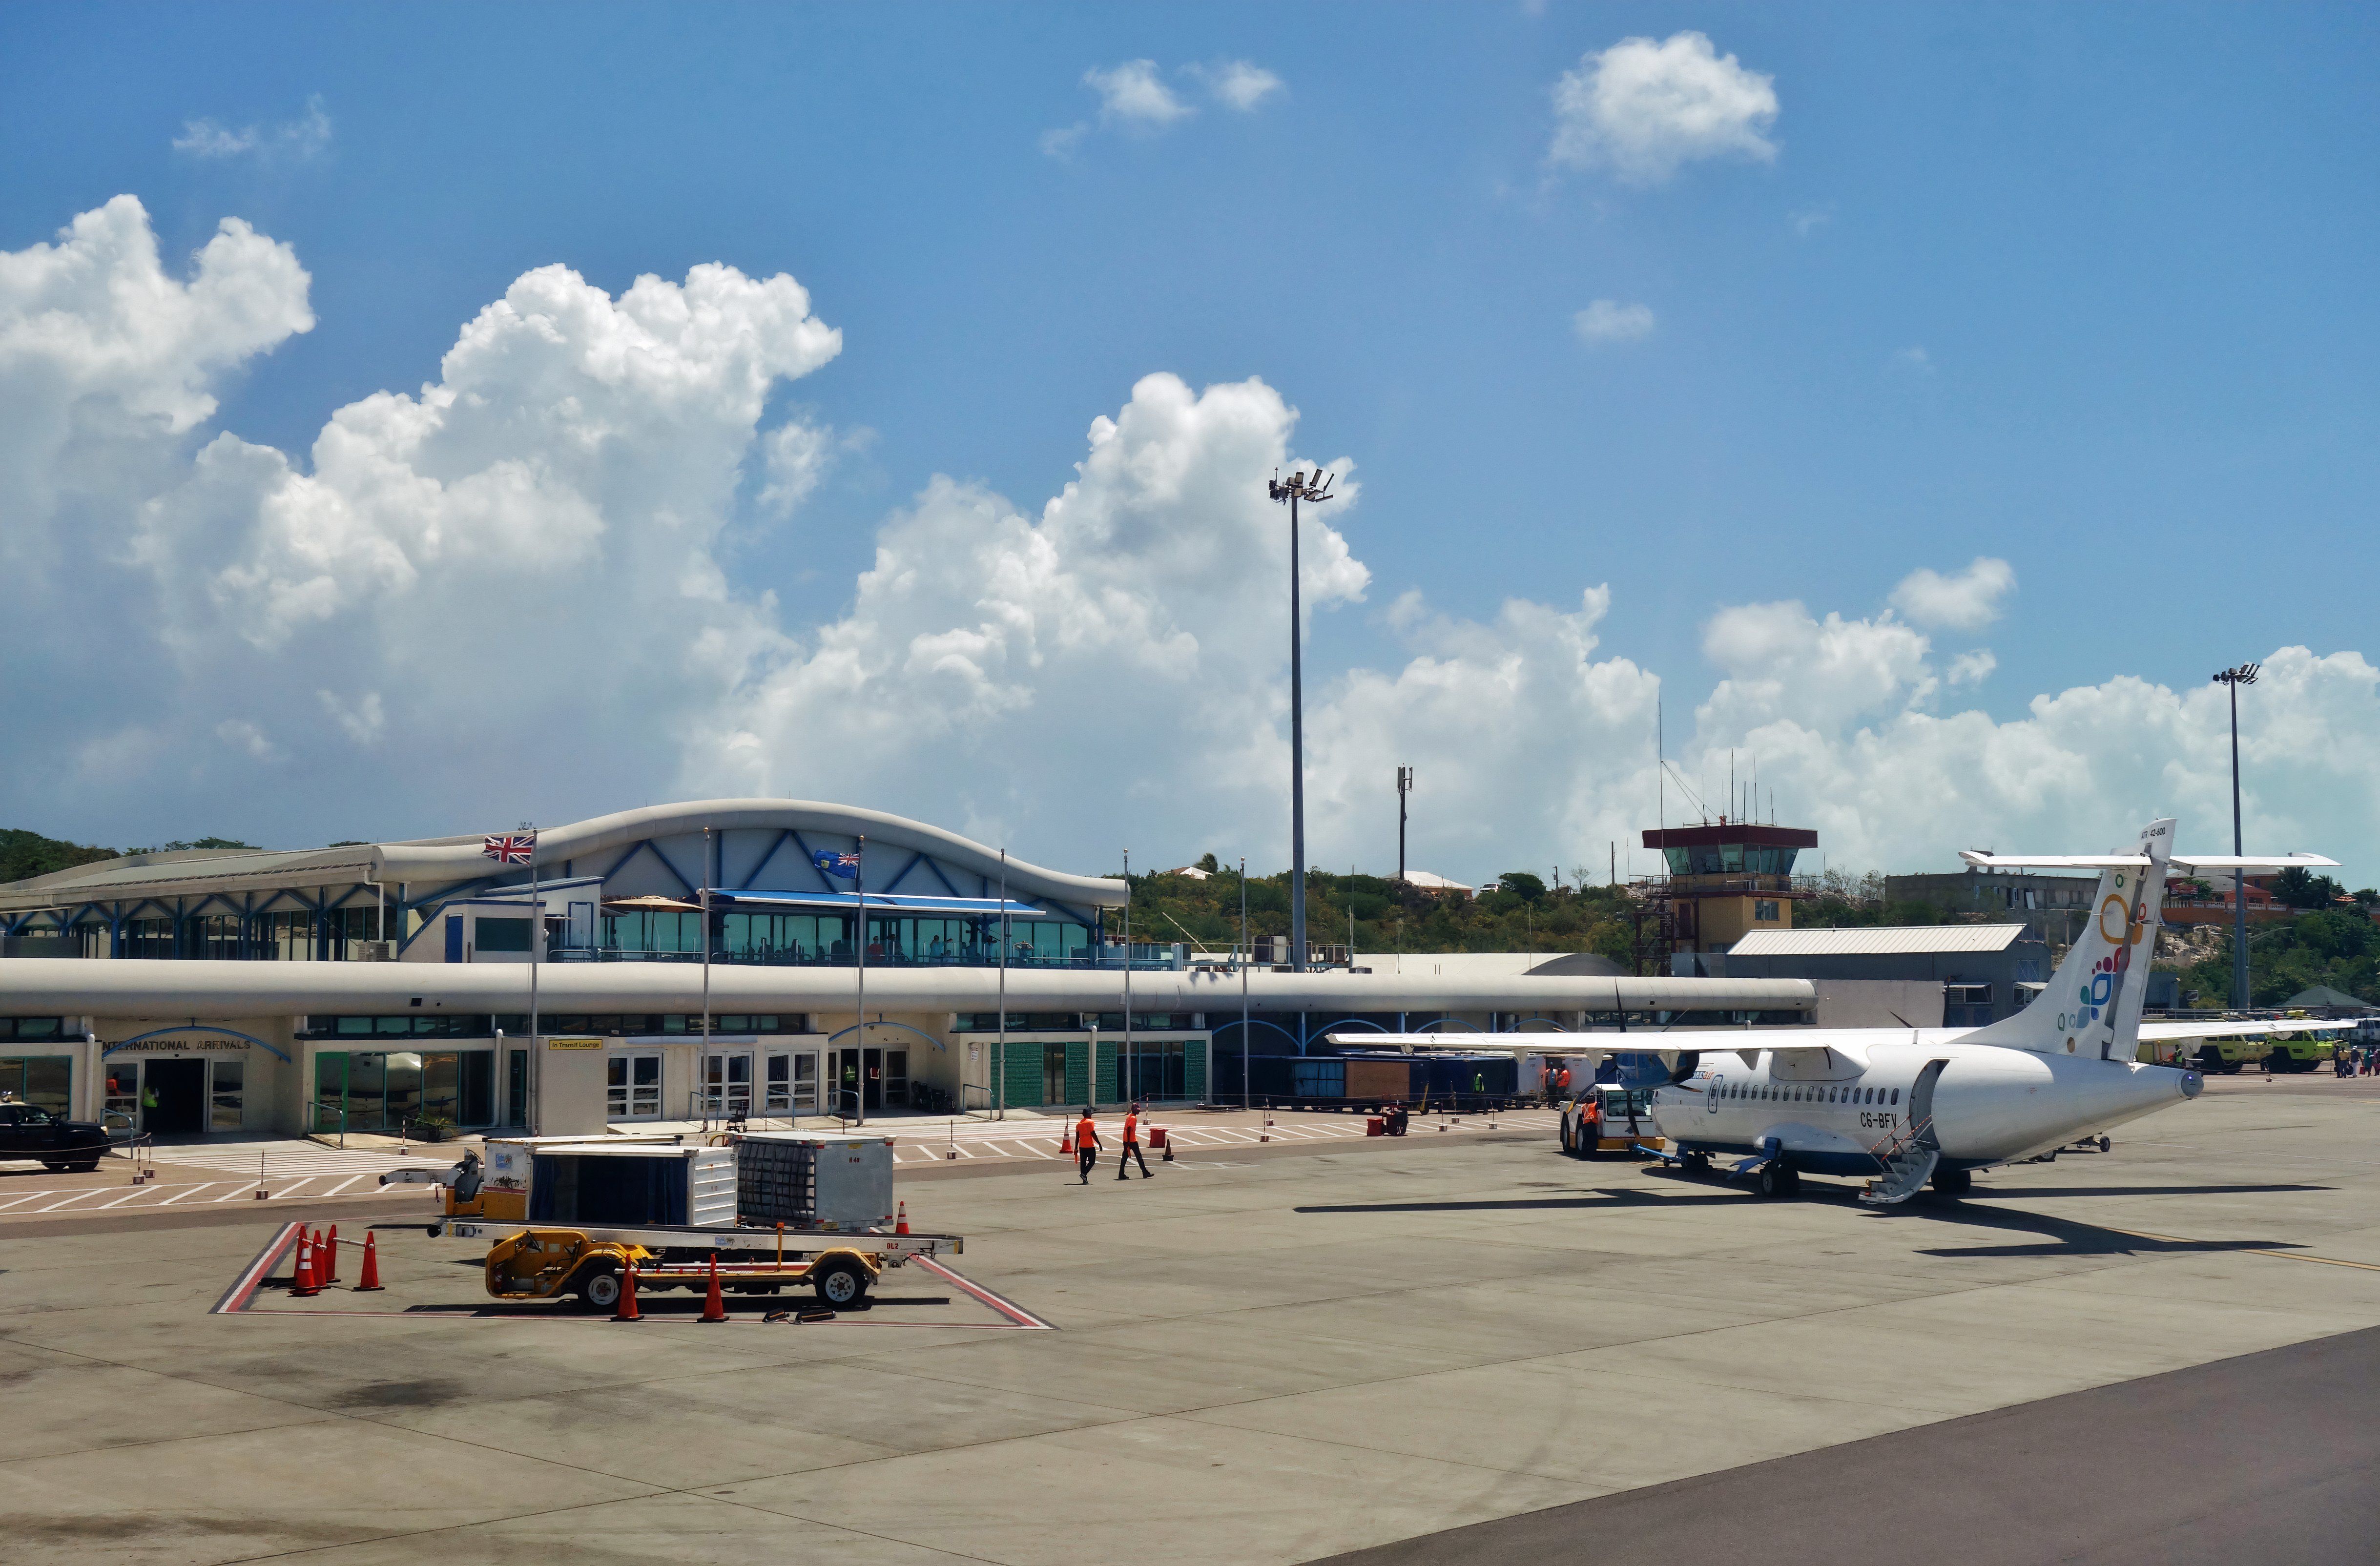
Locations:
1904;1201;2307;1259
1299;1173;2318;1262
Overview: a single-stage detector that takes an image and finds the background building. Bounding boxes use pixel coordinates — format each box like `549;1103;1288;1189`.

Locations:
0;800;1816;1138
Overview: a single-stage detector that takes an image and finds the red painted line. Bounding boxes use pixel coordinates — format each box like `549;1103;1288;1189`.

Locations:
910;1253;1056;1330
211;1221;302;1314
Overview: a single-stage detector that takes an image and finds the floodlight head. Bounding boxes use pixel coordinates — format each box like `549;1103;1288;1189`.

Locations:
2214;662;2261;687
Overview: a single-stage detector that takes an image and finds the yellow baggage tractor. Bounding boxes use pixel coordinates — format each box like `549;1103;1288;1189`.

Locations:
1558;1083;1665;1158
470;1221;952;1311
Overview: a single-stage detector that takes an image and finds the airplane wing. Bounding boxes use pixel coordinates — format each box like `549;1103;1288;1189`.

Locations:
1959;852;2150;869
2138;1019;2357;1041
1957;850;2339;873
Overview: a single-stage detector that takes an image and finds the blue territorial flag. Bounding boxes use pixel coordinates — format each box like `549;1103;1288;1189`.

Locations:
811;848;861;880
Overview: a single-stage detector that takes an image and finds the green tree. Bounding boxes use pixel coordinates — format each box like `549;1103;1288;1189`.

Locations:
0;828;121;885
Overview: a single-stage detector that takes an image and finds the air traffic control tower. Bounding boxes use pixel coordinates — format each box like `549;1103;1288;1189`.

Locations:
1639;820;1819;965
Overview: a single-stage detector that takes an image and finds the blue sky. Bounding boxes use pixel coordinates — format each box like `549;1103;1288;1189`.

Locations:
3;5;2376;879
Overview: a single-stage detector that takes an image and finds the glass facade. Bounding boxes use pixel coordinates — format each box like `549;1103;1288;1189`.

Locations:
301;1015;497;1040
607;1053;663;1118
494;1013;807;1037
0;1056;71;1116
1662;843;1803;876
313;1050;493;1132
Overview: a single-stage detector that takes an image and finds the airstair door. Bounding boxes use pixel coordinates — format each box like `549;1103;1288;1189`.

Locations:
1907;1058;1949;1149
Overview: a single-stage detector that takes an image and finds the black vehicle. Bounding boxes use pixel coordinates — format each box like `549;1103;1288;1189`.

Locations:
0;1101;115;1171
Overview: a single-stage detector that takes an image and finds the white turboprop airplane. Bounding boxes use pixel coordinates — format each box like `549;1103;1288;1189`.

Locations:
1332;819;2347;1204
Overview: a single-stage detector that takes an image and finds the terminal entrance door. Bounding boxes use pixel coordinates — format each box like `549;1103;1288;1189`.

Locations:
703;1051;754;1118
143;1059;207;1135
832;1047;884;1116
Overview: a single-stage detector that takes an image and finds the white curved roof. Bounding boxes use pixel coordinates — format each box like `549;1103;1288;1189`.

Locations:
0;800;1124;911
372;800;1124;908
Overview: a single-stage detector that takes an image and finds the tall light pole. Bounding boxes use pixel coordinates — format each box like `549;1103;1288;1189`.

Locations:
2214;663;2259;1010
1396;765;1413;884
1268;467;1335;971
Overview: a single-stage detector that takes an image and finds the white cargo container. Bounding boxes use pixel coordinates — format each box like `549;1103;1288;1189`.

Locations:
734;1131;896;1232
519;1142;738;1228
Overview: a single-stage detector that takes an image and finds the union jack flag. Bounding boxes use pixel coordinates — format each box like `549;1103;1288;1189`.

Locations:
483;832;537;865
811;848;861;880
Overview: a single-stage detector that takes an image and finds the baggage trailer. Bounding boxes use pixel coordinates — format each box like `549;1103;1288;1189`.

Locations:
441;1218;959;1311
423;1133;940;1311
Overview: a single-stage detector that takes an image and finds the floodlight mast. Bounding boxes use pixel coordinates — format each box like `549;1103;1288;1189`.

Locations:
2214;662;2260;1010
1268;468;1334;972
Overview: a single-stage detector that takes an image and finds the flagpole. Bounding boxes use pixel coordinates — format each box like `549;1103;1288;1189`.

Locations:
853;834;866;1128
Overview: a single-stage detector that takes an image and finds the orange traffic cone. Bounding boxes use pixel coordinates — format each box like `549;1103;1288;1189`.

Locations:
354;1231;384;1291
700;1254;726;1322
894;1201;910;1236
322;1225;339;1283
1059;1124;1073;1155
614;1259;641;1321
292;1230;319;1297
1160;1131;1174;1163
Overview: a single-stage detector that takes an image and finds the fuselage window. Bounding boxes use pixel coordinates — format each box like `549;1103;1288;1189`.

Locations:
1891;1088;1901;1105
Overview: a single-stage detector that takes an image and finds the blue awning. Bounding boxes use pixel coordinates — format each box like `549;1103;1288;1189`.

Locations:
713;889;1049;917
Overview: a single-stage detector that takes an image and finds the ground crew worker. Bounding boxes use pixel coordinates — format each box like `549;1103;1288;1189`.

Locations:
1581;1091;1604;1152
1074;1107;1101;1184
1116;1102;1152;1179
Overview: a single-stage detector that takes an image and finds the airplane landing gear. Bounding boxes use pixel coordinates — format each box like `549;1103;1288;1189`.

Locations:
1756;1161;1800;1198
1930;1167;1973;1196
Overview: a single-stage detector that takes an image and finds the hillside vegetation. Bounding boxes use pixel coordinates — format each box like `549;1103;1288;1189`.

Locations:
0;828;120;885
1120;863;1638;966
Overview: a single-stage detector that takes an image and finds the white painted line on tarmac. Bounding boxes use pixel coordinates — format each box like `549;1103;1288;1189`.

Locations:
0;1191;57;1211
1007;1141;1053;1159
318;1174;368;1196
97;1188;157;1209
274;1177;318;1199
159;1183;220;1205
212;1185;267;1202
33;1189;107;1213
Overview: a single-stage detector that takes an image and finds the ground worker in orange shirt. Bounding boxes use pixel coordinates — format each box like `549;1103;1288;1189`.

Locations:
1075;1107;1101;1184
1117;1102;1152;1179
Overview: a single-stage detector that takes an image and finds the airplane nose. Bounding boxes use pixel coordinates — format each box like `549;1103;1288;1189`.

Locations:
2179;1070;2203;1099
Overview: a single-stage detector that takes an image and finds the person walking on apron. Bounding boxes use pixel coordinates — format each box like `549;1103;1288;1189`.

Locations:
1116;1103;1152;1179
1075;1108;1101;1184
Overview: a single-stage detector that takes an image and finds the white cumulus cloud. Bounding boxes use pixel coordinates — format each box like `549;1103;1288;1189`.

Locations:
1085;60;1194;127
6;196;2379;886
1891;557;2016;631
1193;60;1284;112
1573;299;1655;344
173;96;332;161
1551;32;1779;185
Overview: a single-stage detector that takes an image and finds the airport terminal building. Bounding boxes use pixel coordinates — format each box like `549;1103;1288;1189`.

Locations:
0;801;1813;1138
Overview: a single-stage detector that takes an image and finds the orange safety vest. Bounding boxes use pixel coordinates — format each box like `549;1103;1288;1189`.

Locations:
1076;1116;1098;1148
1122;1113;1140;1144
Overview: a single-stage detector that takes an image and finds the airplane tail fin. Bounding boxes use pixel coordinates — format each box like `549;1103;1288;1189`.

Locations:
1957;819;2175;1060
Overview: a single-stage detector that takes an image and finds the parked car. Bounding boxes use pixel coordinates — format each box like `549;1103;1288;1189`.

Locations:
0;1099;116;1171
